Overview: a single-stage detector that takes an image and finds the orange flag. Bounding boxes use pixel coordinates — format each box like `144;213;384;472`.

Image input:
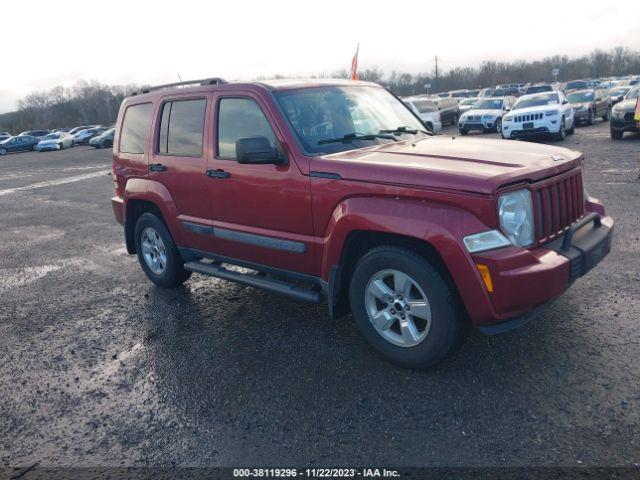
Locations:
350;44;359;80
635;97;640;123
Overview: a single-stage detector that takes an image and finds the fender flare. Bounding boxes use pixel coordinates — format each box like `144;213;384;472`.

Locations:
320;196;497;324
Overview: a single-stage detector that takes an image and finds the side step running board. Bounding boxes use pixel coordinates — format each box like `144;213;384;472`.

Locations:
184;261;324;303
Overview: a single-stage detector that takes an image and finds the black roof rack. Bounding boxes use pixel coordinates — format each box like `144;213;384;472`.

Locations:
131;77;227;96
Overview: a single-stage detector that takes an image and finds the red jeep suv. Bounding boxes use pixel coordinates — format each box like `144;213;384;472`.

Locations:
111;78;613;368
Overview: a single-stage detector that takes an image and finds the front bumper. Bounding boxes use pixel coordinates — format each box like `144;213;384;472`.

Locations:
610;118;639;133
502;117;562;138
573;109;591;122
459;120;495;131
472;212;614;333
36;144;60;151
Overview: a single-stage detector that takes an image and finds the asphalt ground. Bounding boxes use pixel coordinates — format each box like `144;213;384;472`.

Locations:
1;122;639;470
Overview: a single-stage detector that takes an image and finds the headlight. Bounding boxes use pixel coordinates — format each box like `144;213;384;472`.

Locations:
503;115;513;122
463;230;511;253
498;189;534;247
611;108;625;120
545;110;559;116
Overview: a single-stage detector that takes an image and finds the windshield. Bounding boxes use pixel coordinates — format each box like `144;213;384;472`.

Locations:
566;91;594;103
460;98;478;106
514;93;559;109
473;99;504;109
411;99;437;113
610;87;630;96
565;81;587;90
275;86;426;155
526;86;552;94
625;86;640;100
43;133;60;140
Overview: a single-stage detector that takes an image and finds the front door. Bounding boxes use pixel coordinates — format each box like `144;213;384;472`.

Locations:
205;93;316;275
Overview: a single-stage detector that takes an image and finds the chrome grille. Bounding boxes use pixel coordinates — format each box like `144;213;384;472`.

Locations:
514;113;543;122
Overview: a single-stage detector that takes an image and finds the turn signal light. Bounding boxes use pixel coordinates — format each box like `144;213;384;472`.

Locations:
476;264;494;293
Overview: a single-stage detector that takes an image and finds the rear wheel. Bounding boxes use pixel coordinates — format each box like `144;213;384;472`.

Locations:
602;107;610;121
451;113;458;126
587;108;595;125
348;246;464;369
105;140;113;148
0;147;6;155
459;128;468;136
134;213;191;288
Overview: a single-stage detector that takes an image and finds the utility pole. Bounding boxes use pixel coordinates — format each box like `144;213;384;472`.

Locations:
434;55;439;91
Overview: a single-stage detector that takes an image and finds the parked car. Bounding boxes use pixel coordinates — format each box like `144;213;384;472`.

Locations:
458;96;516;135
19;129;50;140
0;135;39;155
89;128;115;148
110;78;613;368
458;97;479;115
0;132;11;142
610;85;640;140
566;89;610;125
466;89;480;97
492;87;520;98
433;97;459;126
501;91;575;140
36;131;75;151
68;125;95;135
73;127;105;145
523;84;556;95
609;86;632;106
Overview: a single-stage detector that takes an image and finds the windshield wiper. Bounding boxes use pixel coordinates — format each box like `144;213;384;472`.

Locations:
379;126;433;136
317;132;397;145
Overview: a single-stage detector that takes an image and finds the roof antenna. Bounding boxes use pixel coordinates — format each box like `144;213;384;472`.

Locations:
177;74;183;82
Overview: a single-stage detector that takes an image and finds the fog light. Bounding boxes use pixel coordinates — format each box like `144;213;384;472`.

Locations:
476;264;494;293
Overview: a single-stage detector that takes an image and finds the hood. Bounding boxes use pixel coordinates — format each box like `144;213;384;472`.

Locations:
38;139;58;145
310;136;582;195
510;104;560;115
614;99;638;111
462;108;501;117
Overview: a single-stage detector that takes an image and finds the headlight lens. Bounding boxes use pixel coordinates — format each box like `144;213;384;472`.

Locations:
498;189;534;247
463;230;512;253
545;109;559;116
503;115;513;121
611;108;624;120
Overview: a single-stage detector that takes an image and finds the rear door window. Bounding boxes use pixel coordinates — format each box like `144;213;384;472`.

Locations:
158;99;207;157
119;103;153;154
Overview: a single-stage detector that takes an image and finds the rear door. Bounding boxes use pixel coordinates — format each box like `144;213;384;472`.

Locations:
204;92;316;275
147;95;215;253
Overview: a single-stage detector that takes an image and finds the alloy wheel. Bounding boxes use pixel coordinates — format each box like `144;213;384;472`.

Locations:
364;269;432;347
141;227;167;275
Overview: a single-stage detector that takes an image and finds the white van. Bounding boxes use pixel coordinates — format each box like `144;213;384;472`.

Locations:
402;96;442;133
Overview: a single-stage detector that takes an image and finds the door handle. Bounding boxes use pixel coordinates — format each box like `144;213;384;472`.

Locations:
149;163;167;172
206;169;231;179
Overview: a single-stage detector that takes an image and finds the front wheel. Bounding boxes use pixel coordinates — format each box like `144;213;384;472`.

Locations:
587;108;595;125
134;213;191;288
495;118;502;133
450;114;458;126
349;246;465;369
459;128;468;136
555;119;566;141
0;147;6;155
611;129;623;140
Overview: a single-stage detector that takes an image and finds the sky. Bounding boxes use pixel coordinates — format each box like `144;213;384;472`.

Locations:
1;0;639;113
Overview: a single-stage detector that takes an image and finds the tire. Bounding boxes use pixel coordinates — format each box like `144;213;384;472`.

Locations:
105;140;113;148
459;128;468;136
567;120;575;135
494;118;502;133
555;118;566;141
587;108;595;126
134;212;191;288
611;129;623;140
348;246;464;369
0;147;6;155
32;144;38;151
451;113;458;126
602;108;610;122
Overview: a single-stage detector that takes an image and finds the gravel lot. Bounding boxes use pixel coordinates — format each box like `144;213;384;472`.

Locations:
1;123;639;470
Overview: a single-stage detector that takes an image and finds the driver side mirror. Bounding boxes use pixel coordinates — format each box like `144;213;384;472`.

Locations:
562;99;568;104
236;136;283;165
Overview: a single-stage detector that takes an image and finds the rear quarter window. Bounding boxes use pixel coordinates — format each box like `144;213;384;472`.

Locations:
158;98;206;157
119;103;153;154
